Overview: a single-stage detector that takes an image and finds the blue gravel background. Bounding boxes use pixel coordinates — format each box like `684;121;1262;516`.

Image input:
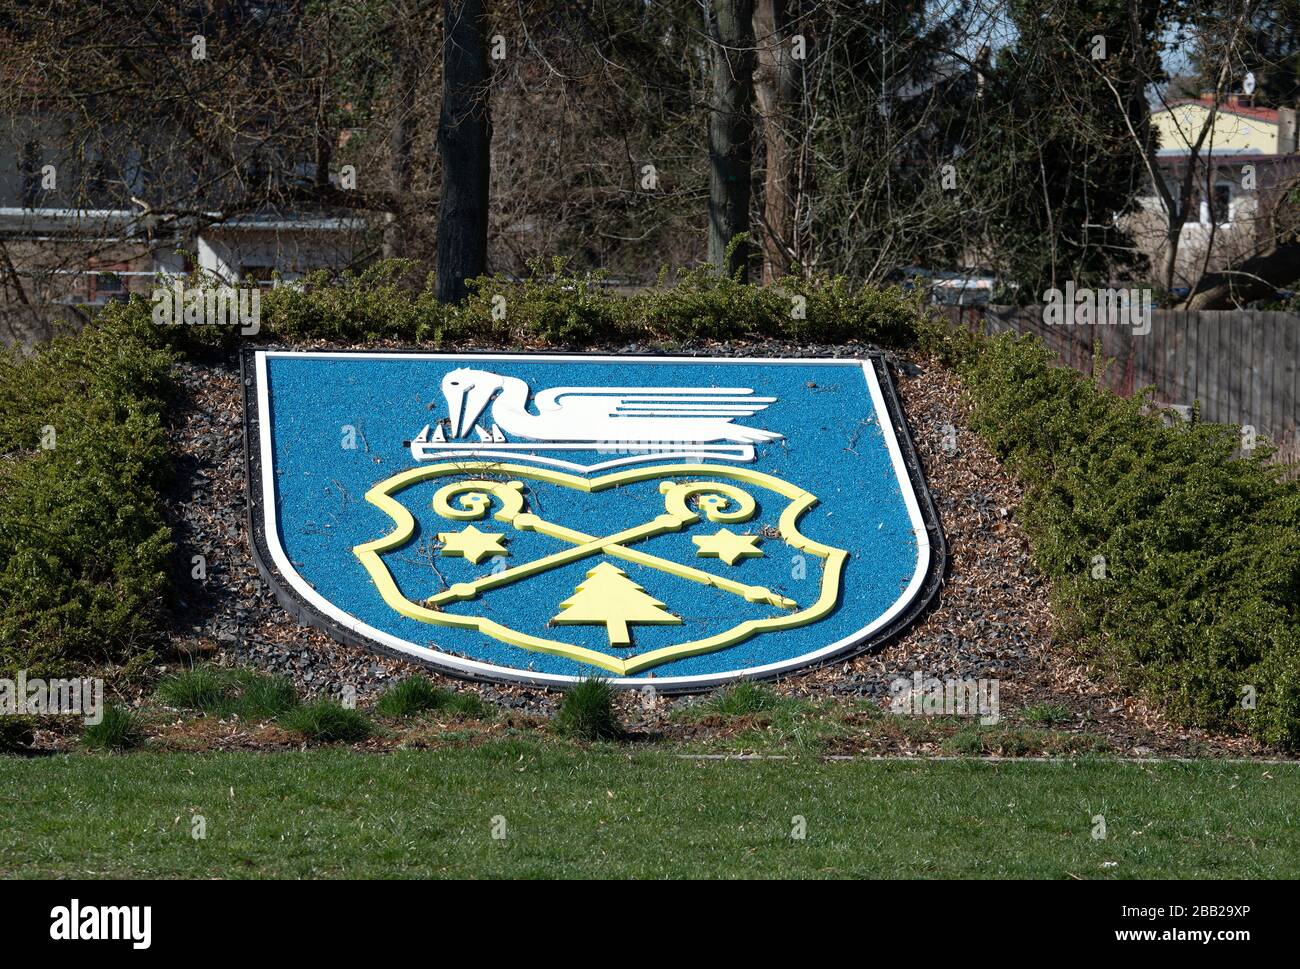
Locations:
264;355;919;678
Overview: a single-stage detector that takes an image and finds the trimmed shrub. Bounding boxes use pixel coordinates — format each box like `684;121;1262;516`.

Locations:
144;258;927;351
963;334;1300;747
0;310;175;678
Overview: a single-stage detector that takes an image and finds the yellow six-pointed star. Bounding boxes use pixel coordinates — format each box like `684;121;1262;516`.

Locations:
437;524;508;564
692;528;764;565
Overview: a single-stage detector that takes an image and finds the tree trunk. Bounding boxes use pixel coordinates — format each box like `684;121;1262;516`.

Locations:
435;0;492;304
707;0;755;280
383;9;419;261
314;103;333;193
1182;244;1300;309
752;0;802;282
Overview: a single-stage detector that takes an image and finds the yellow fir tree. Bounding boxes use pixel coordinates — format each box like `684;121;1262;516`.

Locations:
551;562;682;646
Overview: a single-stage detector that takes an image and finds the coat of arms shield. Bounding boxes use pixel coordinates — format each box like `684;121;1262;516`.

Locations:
243;350;943;689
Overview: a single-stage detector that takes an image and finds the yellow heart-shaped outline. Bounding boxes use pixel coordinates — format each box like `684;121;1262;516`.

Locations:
353;462;847;675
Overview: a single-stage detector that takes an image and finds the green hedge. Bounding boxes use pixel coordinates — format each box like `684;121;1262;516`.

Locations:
962;334;1300;748
157;259;926;350
0;313;175;675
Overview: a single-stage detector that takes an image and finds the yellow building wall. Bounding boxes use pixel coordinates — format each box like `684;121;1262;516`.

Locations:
1152;102;1278;153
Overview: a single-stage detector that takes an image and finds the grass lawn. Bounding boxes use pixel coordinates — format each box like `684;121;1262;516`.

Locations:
1;742;1296;878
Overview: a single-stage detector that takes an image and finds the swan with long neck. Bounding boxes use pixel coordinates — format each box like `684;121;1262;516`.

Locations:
440;368;782;444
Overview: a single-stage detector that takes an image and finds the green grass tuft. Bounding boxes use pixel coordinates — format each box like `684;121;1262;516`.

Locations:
280;700;372;743
156;665;299;720
555;678;620;741
157;666;233;712
441;691;490;719
82;705;143;751
943;724;986;756
1021;703;1072;726
705;681;780;716
373;675;489;720
230;669;300;719
375;676;443;717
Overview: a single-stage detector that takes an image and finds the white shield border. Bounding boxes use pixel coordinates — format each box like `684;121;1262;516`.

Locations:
244;350;944;691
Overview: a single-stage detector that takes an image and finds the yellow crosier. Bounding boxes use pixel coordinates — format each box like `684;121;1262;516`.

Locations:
352;462;848;675
425;476;794;609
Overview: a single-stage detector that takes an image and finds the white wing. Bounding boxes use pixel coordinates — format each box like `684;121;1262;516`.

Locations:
532;386;776;419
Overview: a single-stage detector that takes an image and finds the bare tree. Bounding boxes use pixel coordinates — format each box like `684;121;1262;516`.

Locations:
706;0;755;279
0;0;400;312
9;0;1298;319
753;0;805;281
1184;244;1300;305
1084;0;1256;296
383;0;428;261
435;0;493;303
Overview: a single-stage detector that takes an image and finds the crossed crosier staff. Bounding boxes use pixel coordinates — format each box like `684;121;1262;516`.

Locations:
424;478;798;610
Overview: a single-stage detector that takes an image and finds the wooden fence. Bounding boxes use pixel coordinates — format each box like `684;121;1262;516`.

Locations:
940;305;1300;459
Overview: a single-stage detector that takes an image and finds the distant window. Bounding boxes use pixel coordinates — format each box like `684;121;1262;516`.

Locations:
240;265;277;288
20;141;41;208
244;151;268;188
87;152;109;201
1202;182;1233;226
89;267;128;304
1162;177;1183;218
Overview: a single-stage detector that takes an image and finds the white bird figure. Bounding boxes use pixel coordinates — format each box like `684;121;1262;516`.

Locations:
440;367;782;444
